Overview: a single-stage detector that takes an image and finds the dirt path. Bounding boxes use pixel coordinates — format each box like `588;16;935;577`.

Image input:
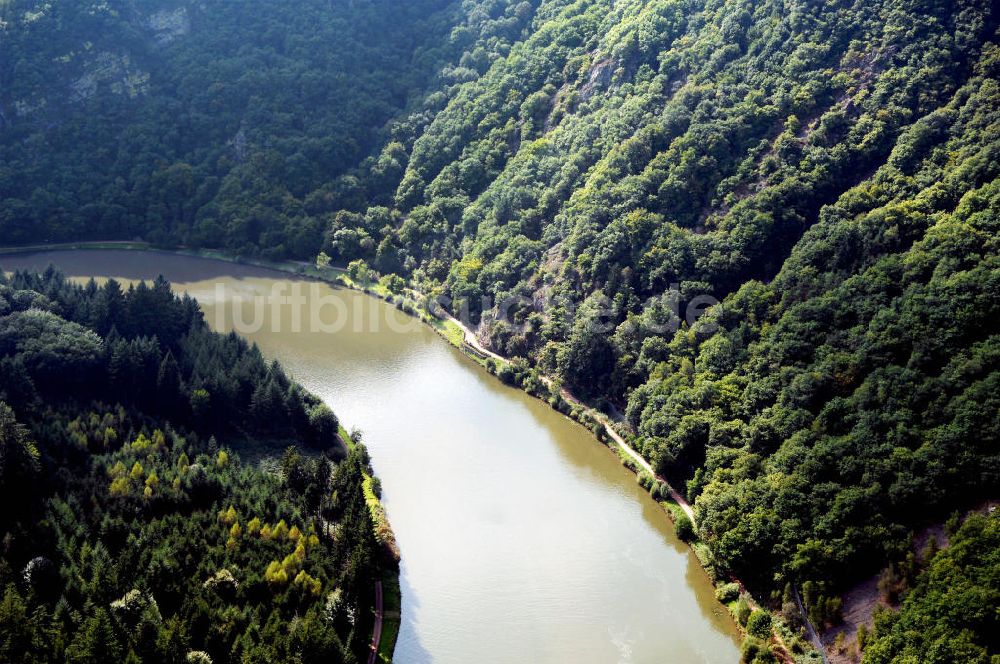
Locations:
444;312;507;362
556;386;697;523
442;311;698;525
367;580;384;664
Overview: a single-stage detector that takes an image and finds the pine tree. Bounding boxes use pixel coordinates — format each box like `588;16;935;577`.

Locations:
66;609;122;664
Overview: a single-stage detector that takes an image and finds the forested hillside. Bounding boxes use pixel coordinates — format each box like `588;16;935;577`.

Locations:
327;0;1000;614
0;0;541;254
0;268;384;663
863;510;999;663
2;0;999;659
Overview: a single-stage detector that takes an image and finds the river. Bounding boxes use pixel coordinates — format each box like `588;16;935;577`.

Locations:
1;250;740;663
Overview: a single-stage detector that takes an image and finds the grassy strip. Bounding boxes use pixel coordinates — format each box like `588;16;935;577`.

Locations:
340;426;398;557
431;316;465;347
343;427;401;662
378;571;402;663
0;241;154;255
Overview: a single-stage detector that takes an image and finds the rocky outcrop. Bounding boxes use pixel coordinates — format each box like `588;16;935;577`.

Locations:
69;52;150;102
579;57;613;102
145;7;191;47
5;2;187;121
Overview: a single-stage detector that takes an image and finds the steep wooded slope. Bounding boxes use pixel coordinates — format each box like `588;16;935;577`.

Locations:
0;0;543;254
2;0;998;646
329;0;1000;616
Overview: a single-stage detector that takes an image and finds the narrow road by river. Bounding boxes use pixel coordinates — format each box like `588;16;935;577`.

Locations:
0;249;743;663
368;581;384;664
444;309;698;524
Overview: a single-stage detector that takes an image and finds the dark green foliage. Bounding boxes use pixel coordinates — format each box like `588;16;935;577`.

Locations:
0;309;102;391
673;512;694;542
714;582;740;604
2;0;999;656
745;610;772;640
308;403;341;449
740;637;776;664
735;596;751;626
0;0;536;258
801;582;843;630
311;0;1000;616
0;269;339;445
558;293;617;398
0;401;40;502
862;511;1000;663
0;269;382;662
65;609;122;664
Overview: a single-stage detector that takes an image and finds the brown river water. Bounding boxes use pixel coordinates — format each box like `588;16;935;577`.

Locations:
1;250;740;663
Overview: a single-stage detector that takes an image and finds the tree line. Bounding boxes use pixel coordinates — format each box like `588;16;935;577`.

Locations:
0;267;387;662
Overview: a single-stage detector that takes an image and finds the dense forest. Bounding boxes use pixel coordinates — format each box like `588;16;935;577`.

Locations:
0;268;386;663
0;0;524;254
2;0;999;661
331;0;1000;639
863;510;999;663
343;0;998;634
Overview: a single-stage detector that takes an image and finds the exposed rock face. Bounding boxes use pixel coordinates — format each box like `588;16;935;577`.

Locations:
68;52;150;102
579;57;613;101
5;3;187;121
231;128;249;163
145;7;191;46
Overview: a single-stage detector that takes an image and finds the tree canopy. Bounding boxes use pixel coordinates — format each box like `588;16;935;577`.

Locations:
0;268;387;662
1;0;998;657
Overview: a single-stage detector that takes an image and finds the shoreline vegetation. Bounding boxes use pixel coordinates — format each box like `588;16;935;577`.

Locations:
0;241;807;660
0;260;381;662
340;425;401;664
0;242;406;663
2;1;996;660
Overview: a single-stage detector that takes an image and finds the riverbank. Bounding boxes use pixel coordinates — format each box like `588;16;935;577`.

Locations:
0;241;793;660
339;426;402;664
0;241;342;283
312;257;820;663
